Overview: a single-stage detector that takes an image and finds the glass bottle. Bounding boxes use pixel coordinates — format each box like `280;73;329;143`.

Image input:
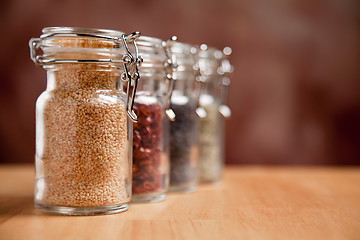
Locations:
196;44;232;183
131;36;174;203
166;39;200;192
29;27;142;215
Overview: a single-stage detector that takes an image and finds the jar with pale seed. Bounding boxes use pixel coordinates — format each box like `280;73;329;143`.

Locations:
30;27;141;215
195;45;232;183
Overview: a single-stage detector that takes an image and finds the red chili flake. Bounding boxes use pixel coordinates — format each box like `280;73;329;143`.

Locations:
132;101;163;195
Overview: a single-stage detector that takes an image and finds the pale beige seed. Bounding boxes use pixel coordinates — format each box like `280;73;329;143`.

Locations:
37;68;130;207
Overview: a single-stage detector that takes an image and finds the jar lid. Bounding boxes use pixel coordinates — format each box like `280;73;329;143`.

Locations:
136;36;167;69
165;39;197;73
29;27;139;67
42;27;124;39
196;44;227;77
219;47;233;76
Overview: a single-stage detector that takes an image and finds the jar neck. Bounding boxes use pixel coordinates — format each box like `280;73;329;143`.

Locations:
136;68;167;99
46;64;123;91
172;71;197;98
202;75;221;100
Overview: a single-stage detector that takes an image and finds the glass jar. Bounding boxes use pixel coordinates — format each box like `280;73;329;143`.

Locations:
131;36;174;203
196;45;232;183
29;27;142;215
166;39;200;192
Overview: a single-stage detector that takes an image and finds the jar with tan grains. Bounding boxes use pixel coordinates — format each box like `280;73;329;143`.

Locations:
29;27;142;215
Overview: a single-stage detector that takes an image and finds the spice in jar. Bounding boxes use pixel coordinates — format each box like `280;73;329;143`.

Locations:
198;94;222;182
132;96;164;195
36;68;130;207
169;95;198;189
31;27;139;215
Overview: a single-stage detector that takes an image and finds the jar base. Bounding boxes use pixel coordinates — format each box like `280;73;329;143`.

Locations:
169;184;197;193
34;202;130;216
132;192;166;203
200;178;221;184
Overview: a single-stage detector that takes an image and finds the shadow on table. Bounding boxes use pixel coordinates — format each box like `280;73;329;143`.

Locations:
0;195;41;222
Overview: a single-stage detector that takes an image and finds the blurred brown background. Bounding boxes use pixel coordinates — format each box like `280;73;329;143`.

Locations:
0;0;359;165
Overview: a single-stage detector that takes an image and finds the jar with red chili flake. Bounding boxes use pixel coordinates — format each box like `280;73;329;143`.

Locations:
131;36;174;203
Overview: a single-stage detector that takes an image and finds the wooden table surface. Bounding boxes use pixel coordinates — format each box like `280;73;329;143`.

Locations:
0;165;359;240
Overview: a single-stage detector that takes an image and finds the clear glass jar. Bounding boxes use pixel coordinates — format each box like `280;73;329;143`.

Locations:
167;40;200;192
131;36;173;203
196;45;232;183
29;27;142;215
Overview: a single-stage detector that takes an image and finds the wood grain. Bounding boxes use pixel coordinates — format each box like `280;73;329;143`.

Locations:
0;165;359;240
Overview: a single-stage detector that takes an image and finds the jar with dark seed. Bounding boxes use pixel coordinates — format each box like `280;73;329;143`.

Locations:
131;36;173;203
166;40;200;192
30;27;141;215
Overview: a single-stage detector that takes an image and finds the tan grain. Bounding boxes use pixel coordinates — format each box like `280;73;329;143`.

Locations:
36;66;130;207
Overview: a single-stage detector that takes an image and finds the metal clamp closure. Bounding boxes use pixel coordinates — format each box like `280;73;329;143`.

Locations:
29;38;42;66
218;76;231;118
120;31;143;122
189;48;206;119
162;38;177;121
218;53;233;118
195;73;207;119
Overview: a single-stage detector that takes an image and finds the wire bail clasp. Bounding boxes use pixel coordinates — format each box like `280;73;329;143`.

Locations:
193;46;207;119
194;67;207;119
218;77;231;118
29;38;42;66
120;31;143;122
218;47;233;118
163;36;178;121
